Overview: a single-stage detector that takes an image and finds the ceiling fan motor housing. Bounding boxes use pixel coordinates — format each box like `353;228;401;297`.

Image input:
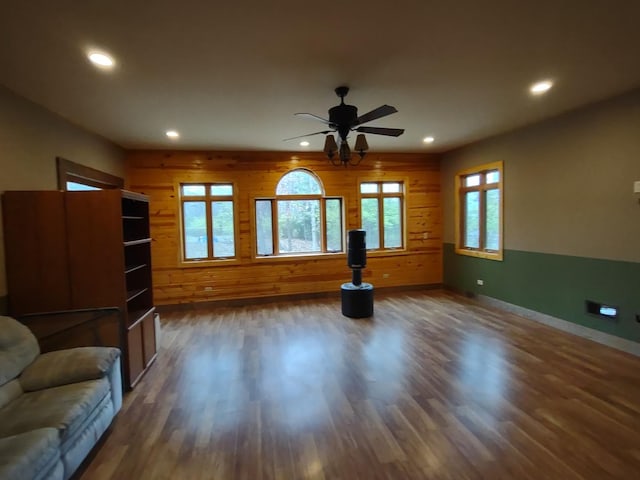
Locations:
329;104;358;141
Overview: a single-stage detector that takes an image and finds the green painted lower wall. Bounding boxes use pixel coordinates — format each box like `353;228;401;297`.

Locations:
443;243;640;342
0;295;7;316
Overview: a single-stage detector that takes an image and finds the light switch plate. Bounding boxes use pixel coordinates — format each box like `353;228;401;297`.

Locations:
634;181;640;194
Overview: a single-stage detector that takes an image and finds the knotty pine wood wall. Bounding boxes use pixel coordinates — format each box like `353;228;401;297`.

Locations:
125;151;442;306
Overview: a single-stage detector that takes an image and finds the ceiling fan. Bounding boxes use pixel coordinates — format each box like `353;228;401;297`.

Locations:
285;86;405;165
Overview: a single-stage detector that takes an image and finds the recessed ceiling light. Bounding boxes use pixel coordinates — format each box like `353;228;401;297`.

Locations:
530;80;553;95
88;51;115;68
300;141;310;147
166;130;179;139
423;136;435;144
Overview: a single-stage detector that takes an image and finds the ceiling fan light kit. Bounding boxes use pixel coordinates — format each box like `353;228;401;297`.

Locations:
288;86;404;166
354;134;369;154
323;134;368;167
323;135;338;157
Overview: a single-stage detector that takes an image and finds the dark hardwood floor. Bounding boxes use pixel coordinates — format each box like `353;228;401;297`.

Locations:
80;290;640;479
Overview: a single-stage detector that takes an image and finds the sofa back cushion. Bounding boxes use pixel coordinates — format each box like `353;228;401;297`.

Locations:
0;316;40;387
20;347;120;392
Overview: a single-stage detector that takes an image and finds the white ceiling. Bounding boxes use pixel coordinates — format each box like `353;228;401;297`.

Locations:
1;1;639;153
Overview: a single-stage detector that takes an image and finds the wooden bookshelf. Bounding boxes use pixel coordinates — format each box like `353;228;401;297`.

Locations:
2;189;157;389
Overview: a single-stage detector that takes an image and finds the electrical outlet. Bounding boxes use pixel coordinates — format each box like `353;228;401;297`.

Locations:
204;286;213;291
383;273;390;279
422;232;429;240
634;181;640;194
477;279;484;286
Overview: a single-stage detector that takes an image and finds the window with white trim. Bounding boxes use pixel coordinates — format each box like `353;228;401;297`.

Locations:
255;169;343;256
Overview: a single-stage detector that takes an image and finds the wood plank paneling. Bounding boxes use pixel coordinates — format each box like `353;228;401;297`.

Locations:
125;151;442;306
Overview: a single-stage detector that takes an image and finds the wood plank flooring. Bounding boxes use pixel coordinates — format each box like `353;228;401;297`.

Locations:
79;290;640;479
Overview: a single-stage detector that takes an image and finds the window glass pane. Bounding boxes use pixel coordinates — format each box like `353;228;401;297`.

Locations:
464;192;480;248
276;170;322;195
211;184;233;196
486;170;500;184
278;200;320;253
256;200;273;255
182;185;205;196
183;202;208;259
485;189;500;250
361;198;380;249
382;182;401;193
66;181;100;191
212;201;235;257
360;183;379;194
277;200;321;253
383;197;402;248
325;199;342;252
465;175;481;187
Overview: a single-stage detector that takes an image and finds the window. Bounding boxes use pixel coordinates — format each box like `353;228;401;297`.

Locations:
66;182;101;191
255;169;343;256
455;161;503;260
180;183;237;261
359;181;404;250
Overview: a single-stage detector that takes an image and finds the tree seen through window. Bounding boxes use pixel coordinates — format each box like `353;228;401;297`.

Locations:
455;161;503;260
256;169;343;256
359;182;404;250
181;183;236;260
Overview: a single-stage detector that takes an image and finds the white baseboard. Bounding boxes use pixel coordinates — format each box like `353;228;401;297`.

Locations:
476;294;640;357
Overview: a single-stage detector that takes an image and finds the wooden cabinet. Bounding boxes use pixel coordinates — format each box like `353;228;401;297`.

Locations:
1;191;71;312
2;189;157;389
120;191;157;387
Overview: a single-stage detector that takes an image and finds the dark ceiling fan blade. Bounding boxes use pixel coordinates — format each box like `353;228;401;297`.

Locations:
294;113;332;125
353;105;398;126
355;126;405;137
283;130;333;141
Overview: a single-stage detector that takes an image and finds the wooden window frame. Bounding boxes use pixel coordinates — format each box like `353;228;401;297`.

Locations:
358;180;406;252
179;182;238;264
254;169;344;257
454;161;504;261
56;157;123;190
254;196;344;257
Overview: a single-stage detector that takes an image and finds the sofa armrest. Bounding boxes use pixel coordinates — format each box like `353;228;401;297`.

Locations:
19;347;121;392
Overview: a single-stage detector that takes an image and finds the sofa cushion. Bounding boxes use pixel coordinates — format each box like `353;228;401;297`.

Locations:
0;377;110;444
0;379;23;410
0;428;61;480
0;316;40;387
20;347;120;392
59;393;113;473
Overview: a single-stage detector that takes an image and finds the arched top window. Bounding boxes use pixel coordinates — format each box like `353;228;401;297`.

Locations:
276;169;323;196
255;168;343;256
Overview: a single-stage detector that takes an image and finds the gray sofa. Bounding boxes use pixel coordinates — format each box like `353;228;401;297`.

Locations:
0;315;122;480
